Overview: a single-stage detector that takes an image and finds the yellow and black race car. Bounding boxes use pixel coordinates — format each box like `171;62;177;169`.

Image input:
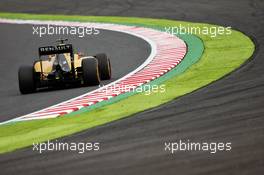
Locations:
18;39;111;94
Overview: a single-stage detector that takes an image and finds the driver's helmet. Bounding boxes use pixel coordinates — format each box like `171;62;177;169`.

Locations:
52;54;70;72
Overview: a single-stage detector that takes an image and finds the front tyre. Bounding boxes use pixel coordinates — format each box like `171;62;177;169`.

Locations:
82;58;100;86
95;53;111;80
18;65;36;94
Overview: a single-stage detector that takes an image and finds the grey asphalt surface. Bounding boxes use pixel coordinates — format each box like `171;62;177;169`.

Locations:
0;23;150;122
0;0;264;175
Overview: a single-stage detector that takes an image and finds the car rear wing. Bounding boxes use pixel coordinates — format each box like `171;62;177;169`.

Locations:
38;44;73;56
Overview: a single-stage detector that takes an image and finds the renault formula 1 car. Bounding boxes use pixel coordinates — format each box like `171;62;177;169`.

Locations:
18;39;111;94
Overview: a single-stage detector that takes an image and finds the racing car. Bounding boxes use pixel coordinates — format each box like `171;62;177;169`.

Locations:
18;39;111;94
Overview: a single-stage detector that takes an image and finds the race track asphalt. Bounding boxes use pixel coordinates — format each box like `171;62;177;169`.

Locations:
0;0;263;174
0;23;150;122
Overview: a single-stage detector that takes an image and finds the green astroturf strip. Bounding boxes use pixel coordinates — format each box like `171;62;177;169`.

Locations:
0;13;254;153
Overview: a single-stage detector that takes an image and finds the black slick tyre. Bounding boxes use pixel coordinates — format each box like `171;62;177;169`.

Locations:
82;58;100;86
95;53;111;80
18;65;36;94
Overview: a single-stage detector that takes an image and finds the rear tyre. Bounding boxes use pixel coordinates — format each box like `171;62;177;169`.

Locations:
95;53;111;80
82;58;100;86
18;65;36;94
